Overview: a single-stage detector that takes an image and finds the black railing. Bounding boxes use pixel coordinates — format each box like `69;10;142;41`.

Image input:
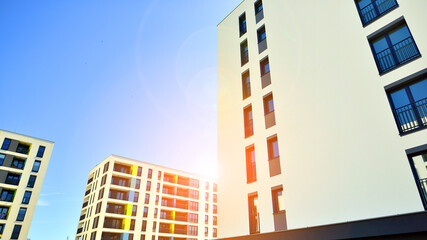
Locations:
419;178;427;206
245;119;254;138
375;37;420;74
76;227;83;234
393;97;427;133
359;0;398;25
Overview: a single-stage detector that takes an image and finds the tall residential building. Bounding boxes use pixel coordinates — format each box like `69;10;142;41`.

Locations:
75;155;217;240
218;0;427;238
0;130;54;239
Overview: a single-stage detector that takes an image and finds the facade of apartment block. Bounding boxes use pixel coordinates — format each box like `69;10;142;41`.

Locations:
0;130;54;239
75;155;217;240
218;0;427;238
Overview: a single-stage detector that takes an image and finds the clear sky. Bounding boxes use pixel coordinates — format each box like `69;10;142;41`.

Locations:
0;1;241;239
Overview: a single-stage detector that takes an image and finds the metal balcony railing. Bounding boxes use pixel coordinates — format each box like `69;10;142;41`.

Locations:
393;97;427;133
359;0;398;25
375;37;420;74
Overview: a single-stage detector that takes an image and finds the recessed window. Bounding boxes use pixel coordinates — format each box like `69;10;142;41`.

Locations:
16;208;27;221
239;13;247;36
36;146;46;158
1;138;11;150
213;183;217;192
22;191;32;204
12;157;25;170
142;220;147;231
0;154;5;166
242;71;251;100
244;105;254;138
16;142;30;155
387;76;427;134
148;169;152;179
272;187;285;213
248;193;259;234
213;216;217;225
145;194;150;204
143;207;148;218
27;175;37;188
146;181;151;191
6;173;21;186
241;40;249;66
257;25;268;53
0;189;15;202
0;206;9;220
370;22;420;74
11;225;22;239
263;94;274;115
407;148;427;209
213;228;217;238
205;203;209;212
188;226;198;236
246;145;257;183
355;0;398;26
260;57;270;76
267;136;280;160
205;227;209;237
32;160;41;172
254;0;264;23
213;205;217;214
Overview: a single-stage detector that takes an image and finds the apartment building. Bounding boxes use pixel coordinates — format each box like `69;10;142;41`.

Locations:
0;130;54;239
218;0;427;238
75;155;217;240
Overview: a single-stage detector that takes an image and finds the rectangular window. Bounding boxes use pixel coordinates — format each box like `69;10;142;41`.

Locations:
136;179;141;189
246;145;257;183
205;192;209;201
407;149;427;209
205;227;208;237
145;194;150;204
12;157;25;170
0;189;15;202
155;195;159;205
142;220;147;231
90;232;97;240
387;76;427;134
213;216;217;225
263;93;274;115
158;171;162;180
96;202;102;214
239;13;247;36
0;206;9;220
0;154;5;166
205;182;209;190
260;57;270;76
143;207;148;218
244;105;254;138
148;169;153;179
189;201;198;211
213;205;217;214
1;138;11;150
16;142;30;154
254;0;264;23
189;213;198;223
272;187;285;213
267;136;280;160
6;173;21;186
257;25;268;53
205;203;209;212
11;225;22;239
22;191;32;204
213;228;217;238
213;183;217;192
32;160;41;172
190;190;199;199
16;208;27;221
242;71;251;100
146;181;151;191
248;193;260;234
154;208;158;218
137;167;142;177
133;192;139;202
36;146;46;158
213;194;217;203
152;221;157;231
188;226;198;236
27;175;37;188
240;40;249;66
355;0;398;26
205;215;208;224
190;178;199;188
370;22;420;74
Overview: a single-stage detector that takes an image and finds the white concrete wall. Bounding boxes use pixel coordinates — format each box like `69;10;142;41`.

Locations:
218;0;427;237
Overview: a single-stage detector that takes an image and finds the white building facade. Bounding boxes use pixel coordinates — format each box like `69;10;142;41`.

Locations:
0;130;54;239
76;155;217;240
218;0;427;238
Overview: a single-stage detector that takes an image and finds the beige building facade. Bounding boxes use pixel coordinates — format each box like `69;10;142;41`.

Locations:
75;155;217;240
0;130;54;239
218;0;427;238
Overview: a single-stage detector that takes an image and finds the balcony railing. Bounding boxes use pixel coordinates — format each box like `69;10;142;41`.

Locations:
244;119;254;138
375;37;420;74
359;0;398;25
393;97;427;133
419;178;427;206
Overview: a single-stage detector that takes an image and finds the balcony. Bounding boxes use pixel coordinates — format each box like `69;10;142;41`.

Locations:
242;81;251;100
113;163;131;174
375;37;420;74
16;143;30;155
358;0;398;26
393;97;427;134
111;177;130;188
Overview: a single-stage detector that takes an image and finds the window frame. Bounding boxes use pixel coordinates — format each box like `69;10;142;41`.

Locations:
239;12;247;37
355;0;399;26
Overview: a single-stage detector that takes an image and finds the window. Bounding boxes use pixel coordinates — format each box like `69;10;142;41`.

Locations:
0;189;15;202
246;145;257;183
22;191;32;204
213;194;217;203
355;0;398;26
190;178;199;188
0;154;5;166
143;207;148;218
272;187;285;213
370;22;420;74
189;213;198;223
11;225;22;239
213;216;217;225
406;148;427;209
205;182;209;190
387;76;427;134
189;201;198;211
0;206;9;220
134;192;139;202
205;203;209;212
16;143;30;154
152;221;157;231
263;94;274;115
146;181;151;191
156;183;160;192
213;228;217;238
255;0;263;14
244;105;254;138
205;227;209;237
205;215;208;224
0;224;4;236
267;136;280;160
242;71;251;100
154;208;158;217
32;160;41;172
145;194;150;204
136;179;141;189
213;205;217;214
148;169;152;179
6;173;21;185
132;205;137;216
36;146;46;158
16;208;27;221
137;167;142;177
158;171;162;180
155;195;159;205
239;13;247;36
260;57;270;76
90;232;97;240
190;190;199;199
213;183;217;192
205;192;209;201
142;220;147;231
27;175;37;188
101;175;107;186
96;202;102;214
1;138;11;150
248;193;260;234
240;40;249;66
188;226;198;236
103;162;109;173
257;25;268;53
12;157;25;169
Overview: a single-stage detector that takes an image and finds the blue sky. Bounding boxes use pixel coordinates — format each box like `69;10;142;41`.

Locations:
0;1;241;239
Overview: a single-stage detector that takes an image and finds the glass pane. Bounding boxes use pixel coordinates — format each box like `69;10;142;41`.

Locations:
277;190;285;211
268;99;274;112
357;0;372;9
390;88;410;108
272;140;279;158
389;25;411;45
409;78;427;102
372;37;389;53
